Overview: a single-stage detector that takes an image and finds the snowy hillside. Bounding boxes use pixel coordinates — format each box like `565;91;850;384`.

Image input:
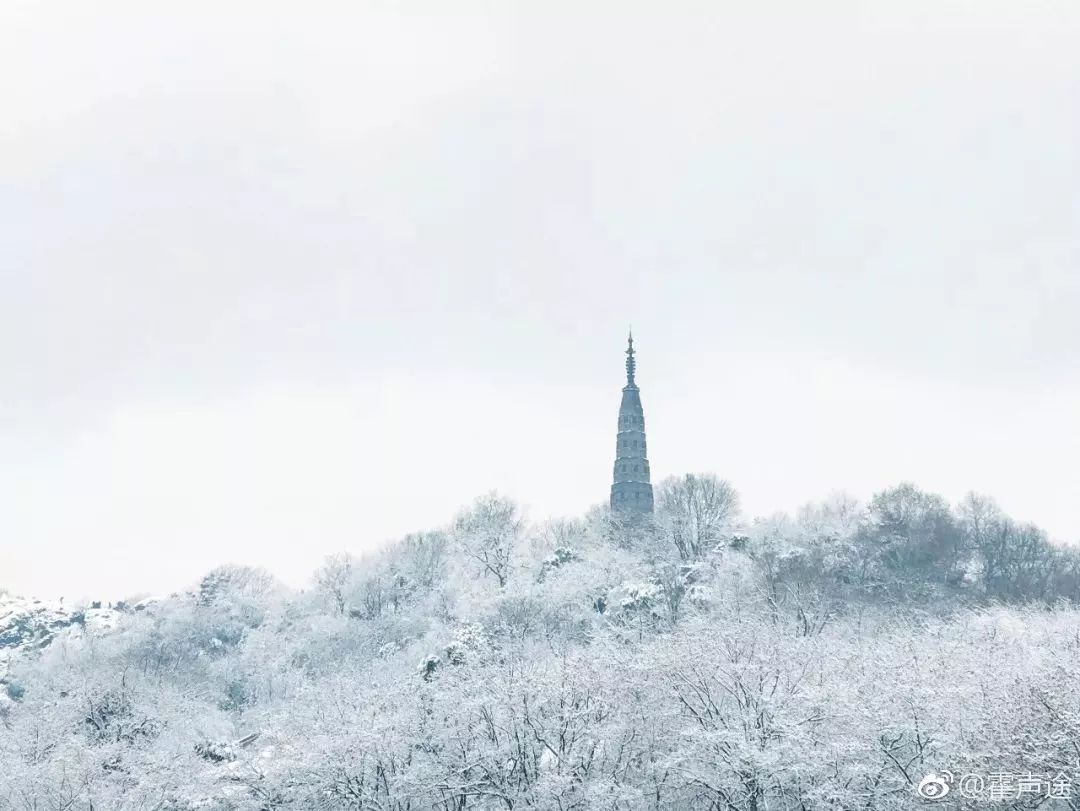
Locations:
0;593;139;680
3;481;1080;810
0;595;74;654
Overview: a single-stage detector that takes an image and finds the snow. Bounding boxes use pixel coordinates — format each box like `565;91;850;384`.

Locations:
0;593;129;678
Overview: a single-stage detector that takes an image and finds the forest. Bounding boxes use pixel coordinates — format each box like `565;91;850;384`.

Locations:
3;476;1080;809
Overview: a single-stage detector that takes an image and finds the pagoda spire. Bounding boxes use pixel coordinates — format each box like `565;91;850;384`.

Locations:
610;331;654;515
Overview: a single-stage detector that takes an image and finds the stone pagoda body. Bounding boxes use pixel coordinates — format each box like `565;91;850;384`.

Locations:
610;331;654;514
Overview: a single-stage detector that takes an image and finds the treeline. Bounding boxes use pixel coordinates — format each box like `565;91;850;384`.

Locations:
297;477;1079;648
602;476;1080;639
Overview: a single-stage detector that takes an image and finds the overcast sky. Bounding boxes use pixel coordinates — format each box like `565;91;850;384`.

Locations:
2;1;1078;600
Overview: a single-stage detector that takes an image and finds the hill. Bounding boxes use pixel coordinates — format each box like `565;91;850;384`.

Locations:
2;478;1079;809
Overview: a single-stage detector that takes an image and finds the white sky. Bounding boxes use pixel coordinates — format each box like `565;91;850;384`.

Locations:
2;1;1079;601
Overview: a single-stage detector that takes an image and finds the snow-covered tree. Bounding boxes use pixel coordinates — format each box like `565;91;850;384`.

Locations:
655;473;741;560
452;492;523;588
